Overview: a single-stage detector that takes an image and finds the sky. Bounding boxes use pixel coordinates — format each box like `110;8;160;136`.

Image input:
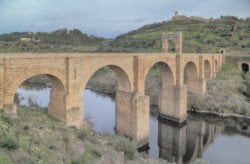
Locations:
0;0;249;38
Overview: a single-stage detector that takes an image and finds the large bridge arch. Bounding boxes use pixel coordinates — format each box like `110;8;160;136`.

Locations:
82;64;133;137
82;65;132;93
144;61;175;119
79;56;134;93
4;67;66;121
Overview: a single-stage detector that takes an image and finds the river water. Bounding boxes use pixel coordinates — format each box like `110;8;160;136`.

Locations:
17;86;250;164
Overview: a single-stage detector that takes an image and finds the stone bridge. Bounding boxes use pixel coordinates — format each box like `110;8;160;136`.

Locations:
0;33;224;146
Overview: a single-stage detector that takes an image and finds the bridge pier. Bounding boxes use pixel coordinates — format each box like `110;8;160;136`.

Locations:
115;91;150;146
197;78;206;96
3;104;17;118
115;90;133;137
130;92;150;147
64;93;83;128
158;84;187;126
48;77;67;122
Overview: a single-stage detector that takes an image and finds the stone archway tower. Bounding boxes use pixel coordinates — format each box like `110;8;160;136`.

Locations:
162;32;183;55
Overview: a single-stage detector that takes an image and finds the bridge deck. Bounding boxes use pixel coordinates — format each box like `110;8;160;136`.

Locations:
0;53;219;58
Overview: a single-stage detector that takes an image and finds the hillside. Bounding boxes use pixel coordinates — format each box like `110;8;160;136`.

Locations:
105;16;250;53
0;16;249;54
0;28;105;53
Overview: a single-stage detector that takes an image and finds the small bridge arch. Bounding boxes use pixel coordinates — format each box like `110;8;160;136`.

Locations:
204;60;212;80
242;63;249;73
184;61;199;93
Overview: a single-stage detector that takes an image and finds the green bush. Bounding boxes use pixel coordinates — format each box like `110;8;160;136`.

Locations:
77;129;88;141
0;136;19;150
113;136;137;160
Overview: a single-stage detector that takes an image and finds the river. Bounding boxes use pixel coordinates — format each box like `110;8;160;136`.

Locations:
17;85;250;164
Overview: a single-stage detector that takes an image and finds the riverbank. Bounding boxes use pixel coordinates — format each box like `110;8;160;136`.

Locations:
188;63;250;117
0;106;173;164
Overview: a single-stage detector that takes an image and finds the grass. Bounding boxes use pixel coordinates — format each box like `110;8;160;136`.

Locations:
0;150;12;164
112;136;137;160
0;106;141;163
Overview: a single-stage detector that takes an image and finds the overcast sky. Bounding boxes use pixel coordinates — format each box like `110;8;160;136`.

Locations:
0;0;249;38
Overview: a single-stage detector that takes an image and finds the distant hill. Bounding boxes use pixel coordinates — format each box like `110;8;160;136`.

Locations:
106;16;250;53
0;28;105;53
0;15;249;54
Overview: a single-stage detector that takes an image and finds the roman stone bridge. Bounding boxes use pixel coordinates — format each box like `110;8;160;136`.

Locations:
0;32;224;146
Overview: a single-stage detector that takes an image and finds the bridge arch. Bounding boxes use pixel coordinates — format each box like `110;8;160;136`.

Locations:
214;59;219;72
81;65;132;93
184;61;199;93
204;60;212;80
144;62;175;118
6;68;66;121
82;64;132;136
242;63;249;73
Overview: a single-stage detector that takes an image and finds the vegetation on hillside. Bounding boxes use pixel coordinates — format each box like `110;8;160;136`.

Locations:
189;64;250;116
0;16;249;54
107;16;250;53
0;28;105;53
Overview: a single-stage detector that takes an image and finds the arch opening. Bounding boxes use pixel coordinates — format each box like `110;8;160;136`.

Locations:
215;60;219;72
204;60;212;80
168;40;176;53
145;62;175;117
242;63;249;73
144;62;175;157
83;65;131;134
13;74;66;121
184;62;199;93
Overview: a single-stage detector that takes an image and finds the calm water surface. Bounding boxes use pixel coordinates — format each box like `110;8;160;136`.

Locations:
17;86;250;164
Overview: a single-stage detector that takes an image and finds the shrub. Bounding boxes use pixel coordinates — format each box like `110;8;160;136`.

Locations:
113;136;137;160
23;125;30;131
0;136;19;150
77;129;88;141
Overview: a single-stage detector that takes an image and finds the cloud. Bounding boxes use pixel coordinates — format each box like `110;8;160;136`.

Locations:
0;0;249;37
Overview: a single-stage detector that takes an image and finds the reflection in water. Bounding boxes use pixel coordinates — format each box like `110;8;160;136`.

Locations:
158;119;250;164
17;84;250;163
